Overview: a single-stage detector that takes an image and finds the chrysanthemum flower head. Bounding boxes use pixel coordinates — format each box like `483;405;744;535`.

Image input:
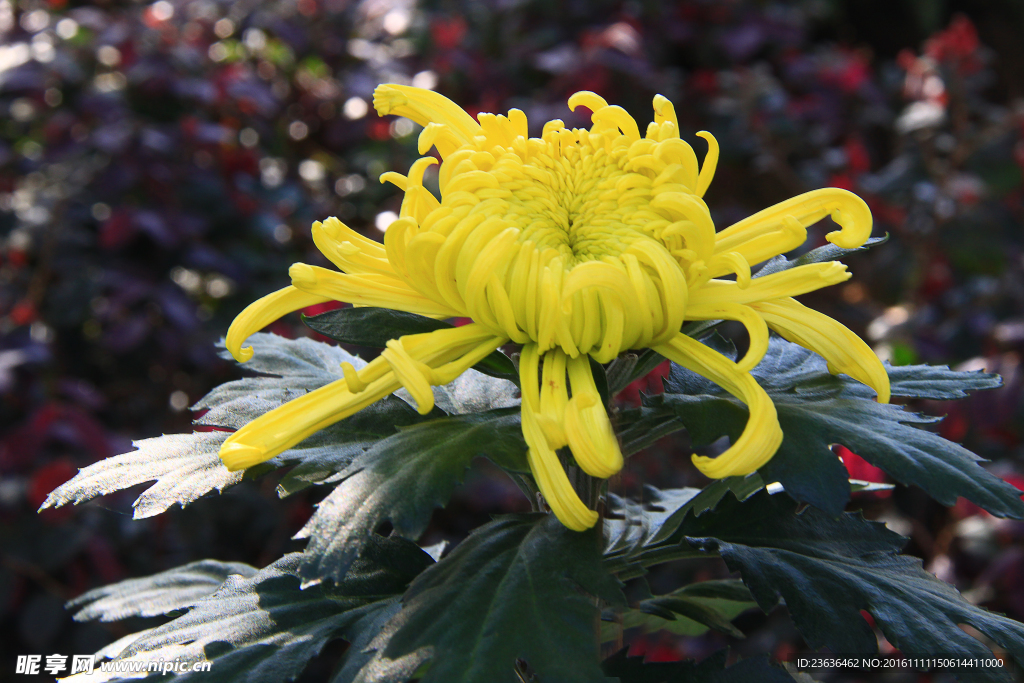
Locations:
220;85;889;531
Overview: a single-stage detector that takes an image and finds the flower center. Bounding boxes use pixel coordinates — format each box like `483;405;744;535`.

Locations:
498;128;653;265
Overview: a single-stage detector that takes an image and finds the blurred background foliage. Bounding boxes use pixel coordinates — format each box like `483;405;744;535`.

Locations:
2;0;1024;678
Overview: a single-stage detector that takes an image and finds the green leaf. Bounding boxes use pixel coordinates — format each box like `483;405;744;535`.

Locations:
605;487;702;557
68;560;257;622
658;335;1021;518
329;598;408;683
371;514;623;683
87;536;432;682
680;490;1024;682
604;478;764;572
298;408;530;584
39;334;404;515
883;362;1002;400
616;406;685;458
602;648;795;683
607;349;668;397
752;235;889;279
604;580;757;641
303;307;519;381
40;333;520;514
39;431;244;519
303;307;450;347
196;333;376;431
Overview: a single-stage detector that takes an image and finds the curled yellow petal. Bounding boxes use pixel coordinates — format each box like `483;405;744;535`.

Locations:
220;354;399;469
707;250;751;287
697;262;851;306
340;361;367;393
567;91;609;114
686;301;769;373
715;188;872;260
655;333;782;478
289;263;459;318
519;344;598;531
225;286;330;363
220;324;506;468
538;349;569;448
373;83;482;144
695;131;719;198
564;355;622;478
752;298;890;403
382;339;436;414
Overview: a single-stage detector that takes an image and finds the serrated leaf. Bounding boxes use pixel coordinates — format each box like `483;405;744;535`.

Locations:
329;598;406;683
601;648;795;683
41;333;519;514
680;490;1024;683
75;537;432;683
616;406;685;458
605;487;702;557
752;235;888;279
370;514;623;683
658;335;1021;517
40;432;243;519
883;362;1001;400
303;307;518;381
297;408;530;584
411;368;520;416
604;477;764;577
68;560;257;622
604;580;756;641
196;333;372;430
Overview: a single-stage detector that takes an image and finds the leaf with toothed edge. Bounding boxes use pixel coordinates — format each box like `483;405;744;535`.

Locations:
600;579;757;641
68;560;258;622
677;491;1024;683
297;407;530;585
654;334;1019;518
752;235;889;279
40;333;520;515
70;537;433;683
368;514;623;683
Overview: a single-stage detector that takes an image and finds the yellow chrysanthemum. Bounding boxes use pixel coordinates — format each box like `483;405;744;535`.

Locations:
219;84;890;531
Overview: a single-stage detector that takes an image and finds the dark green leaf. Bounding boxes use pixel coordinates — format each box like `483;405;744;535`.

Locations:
329;598;408;683
602;648;795;683
88;537;432;682
609;349;667;397
681;491;1024;682
375;514;623;683
616;406;685;458
605;487;702;557
68;560;257;622
604;477;763;580
303;307;450;347
298;408;530;584
304;307;518;381
605;478;764;558
627;580;757;639
658;336;1022;518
